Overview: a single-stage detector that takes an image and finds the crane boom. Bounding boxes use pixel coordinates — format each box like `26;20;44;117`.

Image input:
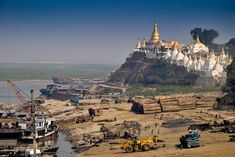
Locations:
7;80;29;110
7;80;51;116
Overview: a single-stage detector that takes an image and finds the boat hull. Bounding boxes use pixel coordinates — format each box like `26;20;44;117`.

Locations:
19;125;58;140
0;130;23;139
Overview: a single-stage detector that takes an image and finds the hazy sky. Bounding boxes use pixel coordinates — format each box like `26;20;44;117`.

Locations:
0;0;235;64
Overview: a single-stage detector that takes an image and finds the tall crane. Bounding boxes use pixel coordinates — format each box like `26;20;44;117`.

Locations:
7;80;30;111
7;80;51;116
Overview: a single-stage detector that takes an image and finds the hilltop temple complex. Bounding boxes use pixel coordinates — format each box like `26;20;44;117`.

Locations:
132;23;233;78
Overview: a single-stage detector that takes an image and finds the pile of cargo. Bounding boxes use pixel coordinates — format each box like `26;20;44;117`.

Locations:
158;97;180;112
131;93;218;114
195;95;216;108
178;96;197;110
131;98;161;114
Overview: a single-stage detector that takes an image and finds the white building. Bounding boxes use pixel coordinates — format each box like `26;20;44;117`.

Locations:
132;22;233;78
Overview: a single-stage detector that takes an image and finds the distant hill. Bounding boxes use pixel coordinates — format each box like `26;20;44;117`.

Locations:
108;52;199;85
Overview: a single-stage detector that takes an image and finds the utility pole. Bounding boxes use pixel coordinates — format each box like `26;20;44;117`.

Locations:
31;90;37;157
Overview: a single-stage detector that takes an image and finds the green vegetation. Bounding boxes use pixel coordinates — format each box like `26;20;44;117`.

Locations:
225;59;235;93
190;28;219;46
125;85;220;97
226;38;235;57
0;63;116;81
141;59;199;85
190;27;235;56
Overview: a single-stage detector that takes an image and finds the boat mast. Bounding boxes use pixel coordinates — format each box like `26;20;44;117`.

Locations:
31;90;37;157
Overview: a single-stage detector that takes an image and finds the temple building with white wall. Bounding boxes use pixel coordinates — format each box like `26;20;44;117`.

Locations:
132;22;233;78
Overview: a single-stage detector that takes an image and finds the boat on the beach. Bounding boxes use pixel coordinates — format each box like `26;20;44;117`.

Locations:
52;76;73;85
0;110;58;141
40;84;84;101
0;117;28;139
20;117;58;140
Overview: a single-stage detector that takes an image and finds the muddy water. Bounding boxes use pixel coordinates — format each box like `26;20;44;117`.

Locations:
16;132;76;157
55;132;76;157
0;81;77;156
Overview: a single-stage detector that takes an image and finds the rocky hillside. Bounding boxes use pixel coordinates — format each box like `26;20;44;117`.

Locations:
108;52;199;85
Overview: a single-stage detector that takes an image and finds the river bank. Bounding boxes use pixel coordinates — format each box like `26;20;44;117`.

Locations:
41;93;235;157
1;86;234;157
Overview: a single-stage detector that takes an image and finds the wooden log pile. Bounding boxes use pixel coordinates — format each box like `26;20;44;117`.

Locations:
131;99;161;114
195;95;217;108
178;97;196;110
131;101;144;114
159;97;180;112
131;93;218;114
142;103;161;114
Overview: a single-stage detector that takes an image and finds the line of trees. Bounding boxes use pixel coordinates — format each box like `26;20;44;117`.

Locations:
190;28;235;56
190;28;219;46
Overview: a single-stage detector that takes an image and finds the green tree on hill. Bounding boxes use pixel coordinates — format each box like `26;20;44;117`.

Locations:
226;58;235;93
190;28;219;46
226;38;235;57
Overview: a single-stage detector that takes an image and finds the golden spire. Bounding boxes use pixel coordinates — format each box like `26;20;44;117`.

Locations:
195;35;201;44
136;38;142;49
172;42;178;50
142;38;146;48
150;22;160;43
221;47;225;56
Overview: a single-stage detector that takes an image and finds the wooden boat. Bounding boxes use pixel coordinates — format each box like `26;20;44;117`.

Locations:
20;124;58;140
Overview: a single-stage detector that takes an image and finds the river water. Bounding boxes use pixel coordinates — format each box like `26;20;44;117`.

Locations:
0;80;76;156
55;132;76;157
0;80;52;104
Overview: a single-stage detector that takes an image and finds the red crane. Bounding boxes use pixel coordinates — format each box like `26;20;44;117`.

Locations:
7;80;51;116
7;80;30;111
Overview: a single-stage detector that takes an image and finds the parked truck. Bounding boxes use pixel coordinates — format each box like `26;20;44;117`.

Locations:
180;131;200;148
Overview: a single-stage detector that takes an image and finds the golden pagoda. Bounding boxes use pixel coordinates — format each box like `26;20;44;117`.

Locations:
195;35;201;44
150;22;160;43
135;38;142;49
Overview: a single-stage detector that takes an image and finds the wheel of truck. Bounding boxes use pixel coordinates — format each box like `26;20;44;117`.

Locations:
125;146;133;153
142;144;151;151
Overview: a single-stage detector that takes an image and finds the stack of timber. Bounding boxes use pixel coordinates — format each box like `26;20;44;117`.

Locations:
178;96;196;110
196;95;217;108
131;93;219;113
131;99;161;114
158;97;180;112
131;101;143;114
